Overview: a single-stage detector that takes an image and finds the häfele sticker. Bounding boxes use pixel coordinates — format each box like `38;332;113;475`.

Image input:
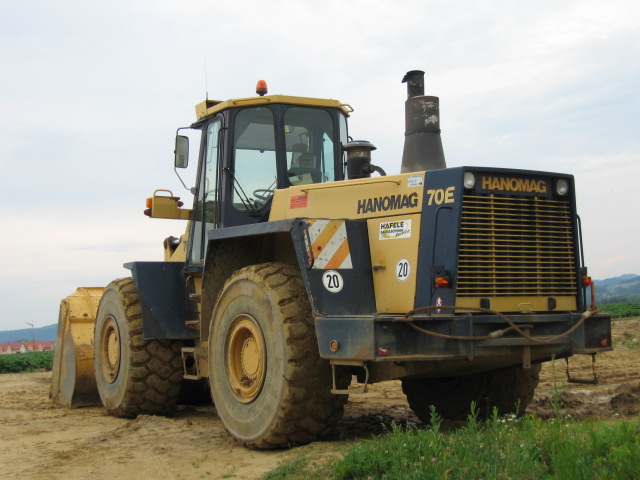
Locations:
379;220;412;240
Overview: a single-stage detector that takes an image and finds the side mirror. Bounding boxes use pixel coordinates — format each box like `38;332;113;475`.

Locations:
175;135;189;168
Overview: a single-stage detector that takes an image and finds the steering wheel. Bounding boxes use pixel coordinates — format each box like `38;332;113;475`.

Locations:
253;188;274;202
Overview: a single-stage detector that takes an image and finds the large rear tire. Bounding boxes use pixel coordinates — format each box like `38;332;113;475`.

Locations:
208;263;346;449
402;364;541;421
94;278;184;418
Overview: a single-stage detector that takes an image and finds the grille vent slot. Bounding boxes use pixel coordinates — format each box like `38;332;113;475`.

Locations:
457;194;577;297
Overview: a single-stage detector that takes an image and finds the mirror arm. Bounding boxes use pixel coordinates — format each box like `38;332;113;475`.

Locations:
174;127;194;193
173;166;193;193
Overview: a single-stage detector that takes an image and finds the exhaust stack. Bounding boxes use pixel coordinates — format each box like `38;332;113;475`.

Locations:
400;70;446;173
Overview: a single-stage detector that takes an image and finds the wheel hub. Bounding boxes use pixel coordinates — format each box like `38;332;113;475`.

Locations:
100;315;121;383
226;315;266;403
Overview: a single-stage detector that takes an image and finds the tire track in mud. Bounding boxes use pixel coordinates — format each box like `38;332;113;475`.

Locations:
529;317;640;419
0;374;283;480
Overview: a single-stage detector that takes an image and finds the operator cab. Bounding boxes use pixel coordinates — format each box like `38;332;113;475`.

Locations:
176;82;351;265
230;104;340;211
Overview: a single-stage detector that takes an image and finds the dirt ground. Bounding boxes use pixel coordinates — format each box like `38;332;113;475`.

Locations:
1;317;638;480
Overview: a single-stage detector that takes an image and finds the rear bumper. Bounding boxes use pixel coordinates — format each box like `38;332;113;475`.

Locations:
315;312;612;366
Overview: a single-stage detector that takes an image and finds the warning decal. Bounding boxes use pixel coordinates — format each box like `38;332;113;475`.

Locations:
306;220;353;269
290;194;308;209
407;174;424;188
379;220;412;240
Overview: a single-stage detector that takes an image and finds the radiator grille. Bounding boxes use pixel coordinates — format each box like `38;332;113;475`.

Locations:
457;194;577;296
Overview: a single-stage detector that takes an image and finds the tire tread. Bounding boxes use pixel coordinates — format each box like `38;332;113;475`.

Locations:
97;278;184;418
212;263;347;449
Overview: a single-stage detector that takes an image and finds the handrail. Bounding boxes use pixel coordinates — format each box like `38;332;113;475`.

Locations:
300;177;401;194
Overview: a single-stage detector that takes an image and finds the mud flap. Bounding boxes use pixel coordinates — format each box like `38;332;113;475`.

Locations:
124;261;196;340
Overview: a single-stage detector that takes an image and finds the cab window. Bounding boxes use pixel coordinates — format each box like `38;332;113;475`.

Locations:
190;119;221;263
284;107;336;185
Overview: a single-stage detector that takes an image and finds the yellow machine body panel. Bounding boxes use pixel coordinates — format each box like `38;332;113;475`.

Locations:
367;214;420;313
456;296;577;312
163;224;191;263
270;172;426;314
269;172;425;221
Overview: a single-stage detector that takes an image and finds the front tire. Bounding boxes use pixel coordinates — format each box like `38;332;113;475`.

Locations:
209;263;346;449
94;278;184;418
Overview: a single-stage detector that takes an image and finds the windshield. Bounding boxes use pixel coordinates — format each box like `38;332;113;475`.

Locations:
231;107;277;212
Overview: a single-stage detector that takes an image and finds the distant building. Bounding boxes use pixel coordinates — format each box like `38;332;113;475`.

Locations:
0;341;54;354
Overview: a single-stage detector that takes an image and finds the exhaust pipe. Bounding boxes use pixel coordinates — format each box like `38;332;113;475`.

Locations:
400;70;446;173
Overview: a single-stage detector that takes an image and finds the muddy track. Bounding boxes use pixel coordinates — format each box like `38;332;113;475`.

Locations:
1;317;638;479
529;317;640;420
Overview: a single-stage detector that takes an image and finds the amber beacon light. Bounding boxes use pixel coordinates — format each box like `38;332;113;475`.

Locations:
256;80;268;96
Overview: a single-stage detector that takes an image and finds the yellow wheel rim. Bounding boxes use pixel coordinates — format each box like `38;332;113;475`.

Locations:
100;315;120;383
226;315;266;403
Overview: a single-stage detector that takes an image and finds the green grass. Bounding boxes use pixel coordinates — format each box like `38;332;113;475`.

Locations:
598;301;640;318
261;407;640;480
0;350;54;374
614;331;640;350
262;457;335;480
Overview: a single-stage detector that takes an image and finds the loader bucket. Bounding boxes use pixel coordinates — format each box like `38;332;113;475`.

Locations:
50;287;104;407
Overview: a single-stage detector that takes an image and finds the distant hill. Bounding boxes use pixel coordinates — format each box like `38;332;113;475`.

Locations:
594;274;640;304
0;324;57;343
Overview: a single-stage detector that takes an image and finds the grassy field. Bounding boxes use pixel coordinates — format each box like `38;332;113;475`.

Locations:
262;407;640;480
0;351;53;374
599;301;640;318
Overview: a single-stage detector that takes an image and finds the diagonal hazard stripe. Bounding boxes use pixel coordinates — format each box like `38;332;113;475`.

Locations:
306;220;353;269
311;221;341;255
324;237;352;269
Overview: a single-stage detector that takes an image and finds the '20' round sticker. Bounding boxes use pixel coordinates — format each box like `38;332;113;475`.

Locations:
322;270;344;293
396;258;411;282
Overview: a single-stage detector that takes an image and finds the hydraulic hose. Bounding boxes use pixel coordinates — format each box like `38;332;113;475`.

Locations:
393;305;599;344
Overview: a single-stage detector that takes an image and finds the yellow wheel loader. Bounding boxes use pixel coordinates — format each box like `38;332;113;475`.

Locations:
52;70;612;449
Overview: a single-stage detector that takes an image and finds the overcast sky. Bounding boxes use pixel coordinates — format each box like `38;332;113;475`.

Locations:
1;0;639;331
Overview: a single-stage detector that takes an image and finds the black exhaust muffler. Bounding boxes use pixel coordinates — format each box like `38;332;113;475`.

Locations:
400;70;446;173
